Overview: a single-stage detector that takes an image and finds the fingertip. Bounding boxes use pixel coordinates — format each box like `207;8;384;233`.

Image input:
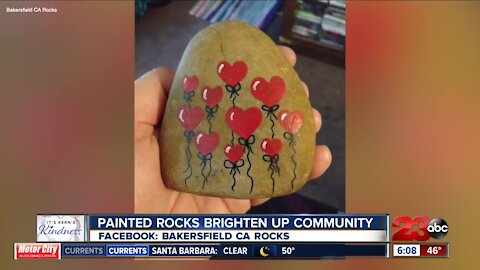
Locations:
278;46;297;66
301;81;309;97
312;109;322;132
309;145;332;180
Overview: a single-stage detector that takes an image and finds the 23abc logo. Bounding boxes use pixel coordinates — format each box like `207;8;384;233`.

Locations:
392;216;448;241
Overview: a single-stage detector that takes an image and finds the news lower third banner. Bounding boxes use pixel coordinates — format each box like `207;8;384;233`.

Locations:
17;214;392;259
88;215;388;242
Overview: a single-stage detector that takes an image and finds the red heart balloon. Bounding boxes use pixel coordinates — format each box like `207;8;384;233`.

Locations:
260;138;283;157
224;145;245;163
250;76;286;107
195;132;219;156
278;110;304;134
178;105;204;131
217;61;248;86
201;86;223;109
183;75;199;93
225;107;262;139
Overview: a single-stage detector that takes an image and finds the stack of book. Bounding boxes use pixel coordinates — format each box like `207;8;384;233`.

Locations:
292;0;345;50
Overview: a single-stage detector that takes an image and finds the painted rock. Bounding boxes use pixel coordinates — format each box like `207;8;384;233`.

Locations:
158;20;315;199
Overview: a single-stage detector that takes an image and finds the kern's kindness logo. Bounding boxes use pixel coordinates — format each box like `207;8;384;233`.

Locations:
37;215;86;242
392;216;449;241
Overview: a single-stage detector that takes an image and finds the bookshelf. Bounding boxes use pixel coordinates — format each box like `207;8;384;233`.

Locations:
280;0;345;68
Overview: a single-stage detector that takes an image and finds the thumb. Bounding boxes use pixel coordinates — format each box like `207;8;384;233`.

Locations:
135;68;175;141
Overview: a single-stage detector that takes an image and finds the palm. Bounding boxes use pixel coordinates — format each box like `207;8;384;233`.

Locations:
135;47;331;214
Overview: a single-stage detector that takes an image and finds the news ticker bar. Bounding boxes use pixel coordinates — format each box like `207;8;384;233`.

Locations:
37;214;389;243
14;242;450;259
15;243;387;259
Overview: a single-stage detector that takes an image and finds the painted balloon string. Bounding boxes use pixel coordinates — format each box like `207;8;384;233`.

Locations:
225;83;241;107
225;83;241;145
183;92;195;106
182;130;195;186
261;104;280;139
205;105;218;133
198;152;213;189
224;159;245;191
238;135;256;193
284;132;298;190
263;154;280;194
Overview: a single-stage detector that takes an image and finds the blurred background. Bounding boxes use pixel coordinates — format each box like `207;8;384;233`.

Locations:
135;0;346;213
1;0;479;269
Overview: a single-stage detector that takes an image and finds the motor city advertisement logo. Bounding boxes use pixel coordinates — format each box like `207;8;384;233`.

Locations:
392;216;448;241
14;243;61;259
